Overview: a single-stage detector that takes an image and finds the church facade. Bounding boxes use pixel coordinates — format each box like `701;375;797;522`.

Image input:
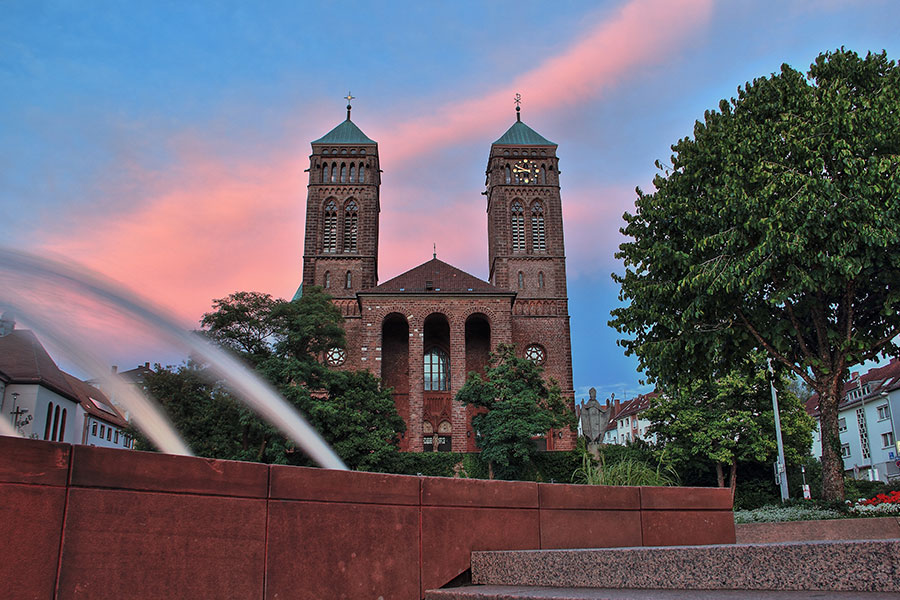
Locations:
299;103;575;453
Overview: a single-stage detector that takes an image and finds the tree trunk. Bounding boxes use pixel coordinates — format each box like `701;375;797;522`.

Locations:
256;435;269;462
715;462;725;488
816;375;846;501
728;456;737;499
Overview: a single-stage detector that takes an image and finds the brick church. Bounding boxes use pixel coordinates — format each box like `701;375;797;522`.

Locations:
299;100;575;453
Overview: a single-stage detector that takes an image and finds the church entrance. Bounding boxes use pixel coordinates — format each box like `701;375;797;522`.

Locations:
423;313;452;451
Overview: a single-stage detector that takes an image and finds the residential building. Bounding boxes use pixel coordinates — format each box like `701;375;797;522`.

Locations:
0;313;133;449
601;392;658;445
808;358;900;482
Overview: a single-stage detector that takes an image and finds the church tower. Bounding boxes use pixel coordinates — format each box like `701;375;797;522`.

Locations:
485;102;567;301
302;98;380;301
485;101;575;443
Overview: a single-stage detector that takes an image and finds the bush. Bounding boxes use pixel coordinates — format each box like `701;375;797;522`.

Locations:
379;452;463;477
572;450;679;487
843;477;887;502
733;477;779;510
734;503;845;523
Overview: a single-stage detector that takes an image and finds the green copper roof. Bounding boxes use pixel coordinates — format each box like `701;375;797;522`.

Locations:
312;119;376;145
493;120;555;146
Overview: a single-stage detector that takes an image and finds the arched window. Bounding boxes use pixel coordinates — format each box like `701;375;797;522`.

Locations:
343;200;358;253
531;202;546;252
323;200;338;253
331;162;338;183
340;163;347;183
518;271;524;289
51;404;60;441
437;421;452;452
44;403;54;440
345;270;352;289
358;164;365;183
511;201;525;252
349;164;356;183
322;164;329;183
538;271;545;289
324;271;330;289
540;165;546;185
59;408;67;442
424;346;449;391
505;165;511;184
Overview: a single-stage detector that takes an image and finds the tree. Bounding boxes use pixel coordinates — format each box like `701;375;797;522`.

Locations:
456;344;573;480
644;355;814;495
610;49;900;500
150;286;406;470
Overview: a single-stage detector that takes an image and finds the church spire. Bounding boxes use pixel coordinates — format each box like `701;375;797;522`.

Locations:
345;91;355;121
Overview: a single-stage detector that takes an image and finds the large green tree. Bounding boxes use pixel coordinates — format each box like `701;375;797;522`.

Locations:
456;344;573;480
146;286;405;469
645;356;814;495
610;49;900;500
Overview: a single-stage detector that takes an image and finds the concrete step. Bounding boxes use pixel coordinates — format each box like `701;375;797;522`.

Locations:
468;540;900;593
425;585;900;599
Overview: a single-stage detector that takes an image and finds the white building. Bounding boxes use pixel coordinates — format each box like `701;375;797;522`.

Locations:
0;313;133;449
808;358;900;482
601;393;658;446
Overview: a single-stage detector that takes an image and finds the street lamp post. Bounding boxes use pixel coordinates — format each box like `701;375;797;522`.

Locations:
767;360;789;502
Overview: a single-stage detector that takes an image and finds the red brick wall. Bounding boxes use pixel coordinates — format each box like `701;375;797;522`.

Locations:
0;437;735;600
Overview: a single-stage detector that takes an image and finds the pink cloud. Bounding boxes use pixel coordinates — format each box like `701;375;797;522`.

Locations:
37;0;713;329
375;0;714;164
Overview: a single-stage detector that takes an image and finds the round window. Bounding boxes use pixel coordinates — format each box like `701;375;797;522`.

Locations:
524;344;546;365
325;347;346;366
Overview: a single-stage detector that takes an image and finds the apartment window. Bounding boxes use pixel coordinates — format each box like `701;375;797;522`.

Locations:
99;424;105;438
92;422;98;436
838;417;847;432
114;431;119;444
841;443;851;458
877;404;890;421
882;432;895;448
107;428;112;441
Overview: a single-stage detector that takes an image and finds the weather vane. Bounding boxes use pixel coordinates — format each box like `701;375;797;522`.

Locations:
433;242;437;259
514;92;522;121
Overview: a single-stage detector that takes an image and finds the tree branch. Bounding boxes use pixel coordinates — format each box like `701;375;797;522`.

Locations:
737;309;814;387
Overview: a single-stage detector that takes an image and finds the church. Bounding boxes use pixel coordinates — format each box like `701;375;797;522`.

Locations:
299;99;575;453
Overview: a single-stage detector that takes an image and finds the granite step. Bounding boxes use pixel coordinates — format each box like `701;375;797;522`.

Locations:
466;540;900;593
425;585;900;599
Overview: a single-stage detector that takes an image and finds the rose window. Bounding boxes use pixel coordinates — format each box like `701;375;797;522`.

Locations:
524;344;545;364
325;347;346;366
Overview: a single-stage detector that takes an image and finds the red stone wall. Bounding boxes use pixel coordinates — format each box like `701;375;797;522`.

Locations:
0;437;735;600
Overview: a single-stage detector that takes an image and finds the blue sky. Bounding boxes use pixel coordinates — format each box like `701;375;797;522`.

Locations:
1;0;899;400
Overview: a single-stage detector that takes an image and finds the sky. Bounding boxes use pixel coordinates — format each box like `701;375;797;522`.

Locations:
1;0;899;402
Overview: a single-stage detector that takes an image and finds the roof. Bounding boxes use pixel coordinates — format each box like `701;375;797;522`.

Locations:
806;357;900;416
62;373;129;429
312;118;376;145
0;329;79;401
493;120;556;146
604;392;658;432
364;258;510;295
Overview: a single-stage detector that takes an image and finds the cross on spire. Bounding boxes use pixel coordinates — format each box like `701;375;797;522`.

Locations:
345;91;355;120
514;92;522;122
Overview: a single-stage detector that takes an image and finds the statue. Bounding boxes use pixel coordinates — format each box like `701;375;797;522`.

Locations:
579;387;611;457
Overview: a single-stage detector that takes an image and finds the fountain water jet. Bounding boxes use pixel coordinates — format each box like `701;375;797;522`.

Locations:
0;247;347;470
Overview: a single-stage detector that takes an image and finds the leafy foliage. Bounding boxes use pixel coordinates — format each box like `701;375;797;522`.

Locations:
456;344;574;480
147;286;405;470
644;355;814;492
610;49;900;499
572;449;679;487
